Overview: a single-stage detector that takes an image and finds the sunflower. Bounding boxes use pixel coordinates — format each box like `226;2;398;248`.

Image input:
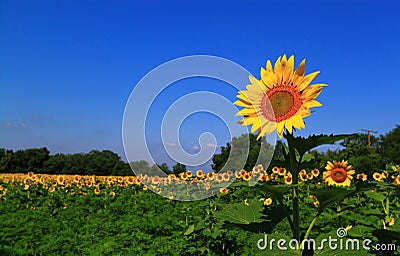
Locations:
196;170;204;178
357;173;368;182
299;170;308;182
235;54;326;138
220;188;229;194
323;160;355;187
372;172;384;182
311;169;320;177
284;172;293;185
242;173;251;181
264;198;273;206
94;188;101;195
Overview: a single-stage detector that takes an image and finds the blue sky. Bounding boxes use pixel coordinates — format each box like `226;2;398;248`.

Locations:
1;0;400;169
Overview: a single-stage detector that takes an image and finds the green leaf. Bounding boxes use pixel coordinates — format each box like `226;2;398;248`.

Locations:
256;184;293;201
314;187;357;213
285;133;356;157
364;191;386;202
348;225;371;238
214;198;264;225
372;229;400;244
183;224;195;236
314;184;374;214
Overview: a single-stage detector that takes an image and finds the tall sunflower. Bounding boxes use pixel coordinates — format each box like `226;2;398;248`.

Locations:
323;160;355;187
235;54;326;138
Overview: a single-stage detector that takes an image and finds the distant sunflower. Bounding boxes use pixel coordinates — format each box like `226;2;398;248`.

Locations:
220;188;229;194
357;173;368;182
94;188;101;195
284;172;293;185
311;169;320;177
264;198;273;206
196;170;204;178
235;54;326;138
323;160;355;187
373;172;384;182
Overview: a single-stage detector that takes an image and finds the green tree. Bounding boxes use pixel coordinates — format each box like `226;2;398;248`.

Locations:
379;125;400;164
172;162;186;175
212;133;274;172
129;160;151;174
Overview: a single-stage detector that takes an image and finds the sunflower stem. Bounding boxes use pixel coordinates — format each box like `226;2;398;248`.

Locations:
301;213;320;250
286;132;300;241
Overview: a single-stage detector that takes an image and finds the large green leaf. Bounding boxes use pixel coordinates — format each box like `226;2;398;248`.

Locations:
364;191;386;202
214;198;264;225
314;183;375;214
285;133;356;157
314;187;357;213
256;184;293;201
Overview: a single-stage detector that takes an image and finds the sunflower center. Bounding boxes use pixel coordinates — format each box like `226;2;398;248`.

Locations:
330;168;348;183
261;85;302;122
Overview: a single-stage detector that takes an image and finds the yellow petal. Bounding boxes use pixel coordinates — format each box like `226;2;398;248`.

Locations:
284;119;293;134
282;55;295;83
261;121;276;135
261;61;277;87
234;100;251;107
241;116;262;127
291;114;305;129
276;121;285;138
298;71;320;91
235;107;257;116
295;59;306;77
305;100;322;108
302;85;324;101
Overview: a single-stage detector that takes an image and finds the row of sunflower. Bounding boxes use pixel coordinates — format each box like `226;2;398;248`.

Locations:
1;162;398;198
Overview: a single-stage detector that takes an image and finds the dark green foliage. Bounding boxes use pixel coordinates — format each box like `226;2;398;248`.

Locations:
172;163;186;175
0;148;132;176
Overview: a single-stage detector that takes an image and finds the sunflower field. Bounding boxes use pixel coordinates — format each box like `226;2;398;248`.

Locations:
1;163;399;255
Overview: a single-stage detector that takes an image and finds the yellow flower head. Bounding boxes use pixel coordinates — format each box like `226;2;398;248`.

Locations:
323;160;355;187
284;172;293;185
235;54;326;138
220;188;229;194
373;172;384;182
264;198;273;206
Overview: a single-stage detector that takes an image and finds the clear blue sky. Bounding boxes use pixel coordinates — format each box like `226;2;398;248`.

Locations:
1;0;399;168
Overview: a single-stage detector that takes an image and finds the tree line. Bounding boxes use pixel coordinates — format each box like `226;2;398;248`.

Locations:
0;125;398;176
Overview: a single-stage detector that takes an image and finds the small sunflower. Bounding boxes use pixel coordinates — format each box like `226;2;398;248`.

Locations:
220;188;229;194
278;168;287;176
196;170;204;178
94;188;101;195
356;173;368;182
323;160;355;187
284;172;293;185
299;170;308;182
242;173;251;181
373;172;384;182
309;195;319;206
311;169;320;177
264;198;273;206
235;54;326;138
